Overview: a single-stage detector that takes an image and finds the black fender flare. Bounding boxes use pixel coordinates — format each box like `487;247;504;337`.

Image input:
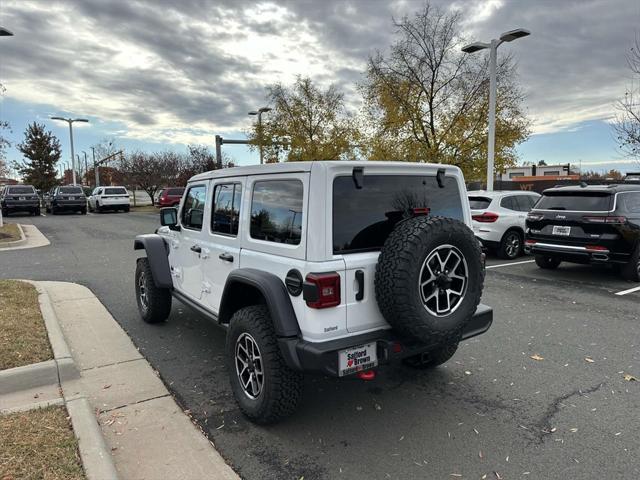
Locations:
134;234;173;289
219;268;300;338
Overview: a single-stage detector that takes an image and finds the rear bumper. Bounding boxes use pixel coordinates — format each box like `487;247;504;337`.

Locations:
52;200;86;210
3;201;39;211
525;241;630;264
279;304;493;376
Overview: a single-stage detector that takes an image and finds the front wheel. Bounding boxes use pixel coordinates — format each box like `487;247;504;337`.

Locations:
226;305;303;424
534;255;561;269
403;343;459;369
135;258;172;323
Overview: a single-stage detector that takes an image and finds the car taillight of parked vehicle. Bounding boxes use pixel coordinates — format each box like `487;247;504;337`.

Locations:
472;212;499;223
304;272;341;308
582;215;627;224
526;213;544;221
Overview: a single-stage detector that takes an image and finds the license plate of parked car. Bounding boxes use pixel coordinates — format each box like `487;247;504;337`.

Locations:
552;225;571;236
338;343;378;376
19;196;25;200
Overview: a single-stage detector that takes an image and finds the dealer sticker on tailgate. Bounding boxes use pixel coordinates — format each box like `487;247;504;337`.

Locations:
338;343;378;377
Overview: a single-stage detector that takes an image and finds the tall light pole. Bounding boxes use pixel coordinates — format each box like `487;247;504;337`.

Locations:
0;27;13;226
462;28;530;191
51;117;89;185
249;107;272;164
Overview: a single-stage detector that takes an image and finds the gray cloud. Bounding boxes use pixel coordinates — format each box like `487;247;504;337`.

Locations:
1;0;639;144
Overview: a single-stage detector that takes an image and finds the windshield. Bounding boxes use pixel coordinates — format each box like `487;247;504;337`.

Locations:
8;186;35;195
535;192;613;212
105;188;128;195
333;174;463;253
59;186;84;194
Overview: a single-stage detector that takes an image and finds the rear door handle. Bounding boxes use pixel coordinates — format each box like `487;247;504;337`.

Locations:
190;245;202;254
355;270;364;301
219;252;234;262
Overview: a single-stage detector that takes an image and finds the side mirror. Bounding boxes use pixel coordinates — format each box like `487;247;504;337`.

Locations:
160;207;180;231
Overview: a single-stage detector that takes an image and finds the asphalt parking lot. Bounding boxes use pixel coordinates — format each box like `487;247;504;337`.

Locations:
2;212;639;479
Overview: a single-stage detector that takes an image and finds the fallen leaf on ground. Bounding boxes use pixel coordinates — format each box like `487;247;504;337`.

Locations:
494;472;502;479
570;428;578;433
623;373;637;382
585;357;595;363
530;354;544;361
103;384;112;389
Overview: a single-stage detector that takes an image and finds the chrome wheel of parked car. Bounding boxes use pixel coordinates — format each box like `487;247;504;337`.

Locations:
419;244;468;317
502;231;521;259
137;270;148;312
235;333;264;400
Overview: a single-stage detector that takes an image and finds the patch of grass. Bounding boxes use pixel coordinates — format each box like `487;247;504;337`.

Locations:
0;280;52;370
0;223;21;243
0;405;86;480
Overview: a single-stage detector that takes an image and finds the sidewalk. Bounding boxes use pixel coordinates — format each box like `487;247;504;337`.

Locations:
0;223;50;250
1;281;238;480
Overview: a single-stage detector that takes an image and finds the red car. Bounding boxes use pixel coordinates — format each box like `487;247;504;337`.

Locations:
156;187;185;207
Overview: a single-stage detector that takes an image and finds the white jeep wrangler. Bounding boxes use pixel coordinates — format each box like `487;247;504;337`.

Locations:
134;161;493;423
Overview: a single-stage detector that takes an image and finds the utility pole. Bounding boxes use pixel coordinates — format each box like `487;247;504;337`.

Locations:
249;107;272;164
462;28;530;191
91;147;99;187
51;117;89;185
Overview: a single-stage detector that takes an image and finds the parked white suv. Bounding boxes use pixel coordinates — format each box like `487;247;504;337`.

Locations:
134;162;493;423
88;186;130;213
468;190;540;259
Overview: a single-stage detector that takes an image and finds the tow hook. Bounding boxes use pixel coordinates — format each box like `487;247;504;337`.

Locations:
357;370;376;381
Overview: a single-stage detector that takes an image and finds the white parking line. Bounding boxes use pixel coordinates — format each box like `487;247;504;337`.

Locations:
614;285;640;296
486;259;536;270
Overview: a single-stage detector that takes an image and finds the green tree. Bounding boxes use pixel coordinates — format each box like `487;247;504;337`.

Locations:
15;122;62;190
360;3;530;180
248;76;359;162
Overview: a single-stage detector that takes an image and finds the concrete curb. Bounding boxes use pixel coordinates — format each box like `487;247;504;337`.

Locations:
66;395;119;480
0;223;27;249
0;280;119;480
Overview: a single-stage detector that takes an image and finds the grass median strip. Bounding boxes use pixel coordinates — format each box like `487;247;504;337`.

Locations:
0;405;86;480
0;280;53;370
0;223;21;243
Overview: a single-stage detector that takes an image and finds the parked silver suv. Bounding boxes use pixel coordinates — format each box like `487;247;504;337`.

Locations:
134;161;493;423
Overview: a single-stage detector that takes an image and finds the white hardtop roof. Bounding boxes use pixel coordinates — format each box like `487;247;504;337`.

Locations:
467;189;540;197
188;160;463;183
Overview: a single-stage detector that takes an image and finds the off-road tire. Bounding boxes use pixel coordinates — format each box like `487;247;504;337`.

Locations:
534;255;561;269
375;216;484;345
620;245;640;282
498;230;522;260
135;258;171;323
403;343;459;369
226;305;303;424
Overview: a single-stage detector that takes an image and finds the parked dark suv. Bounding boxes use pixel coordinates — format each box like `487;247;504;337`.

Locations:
525;184;640;280
45;185;87;215
1;184;40;216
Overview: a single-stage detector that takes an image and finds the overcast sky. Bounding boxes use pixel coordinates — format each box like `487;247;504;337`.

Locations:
1;0;639;171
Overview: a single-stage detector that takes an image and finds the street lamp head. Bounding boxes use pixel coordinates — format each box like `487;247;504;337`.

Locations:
51;116;66;121
0;27;13;36
499;28;530;42
258;107;272;113
248;111;258;116
73;118;89;123
461;42;490;53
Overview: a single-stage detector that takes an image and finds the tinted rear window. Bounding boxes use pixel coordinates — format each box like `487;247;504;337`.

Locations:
105;188;127;195
59;186;83;194
333;175;464;253
166;188;184;196
8;186;35;194
535;192;612;211
469;196;492;209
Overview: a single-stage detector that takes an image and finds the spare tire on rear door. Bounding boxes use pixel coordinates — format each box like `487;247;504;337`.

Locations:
375;216;484;344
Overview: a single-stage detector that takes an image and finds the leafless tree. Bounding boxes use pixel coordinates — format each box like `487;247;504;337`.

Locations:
613;36;640;161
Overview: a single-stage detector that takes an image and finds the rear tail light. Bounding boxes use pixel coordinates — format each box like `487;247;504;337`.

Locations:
303;272;341;309
586;245;608;252
582;215;626;224
472;212;499;223
525;239;536;246
526;213;544;221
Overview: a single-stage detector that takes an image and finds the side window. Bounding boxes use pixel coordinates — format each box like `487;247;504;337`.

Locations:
500;196;518;211
250;180;303;245
620;192;640;214
212;183;242;236
515;195;534;212
181;185;207;230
